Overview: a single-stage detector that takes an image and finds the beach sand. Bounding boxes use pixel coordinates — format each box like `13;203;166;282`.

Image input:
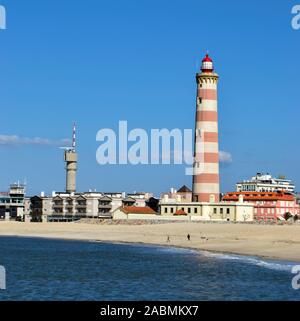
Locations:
0;221;300;262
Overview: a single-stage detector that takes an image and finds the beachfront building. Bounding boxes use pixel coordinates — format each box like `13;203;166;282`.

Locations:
113;206;159;220
25;191;153;222
159;194;254;222
223;191;300;221
296;193;300;205
0;183;26;221
236;173;295;193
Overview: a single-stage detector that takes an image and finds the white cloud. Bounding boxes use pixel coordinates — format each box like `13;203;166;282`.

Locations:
0;135;71;147
219;151;233;164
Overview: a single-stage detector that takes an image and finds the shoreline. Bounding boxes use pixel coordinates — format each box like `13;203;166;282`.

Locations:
1;234;298;265
0;221;300;263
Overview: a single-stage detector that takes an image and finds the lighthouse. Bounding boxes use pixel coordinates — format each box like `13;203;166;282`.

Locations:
192;54;220;203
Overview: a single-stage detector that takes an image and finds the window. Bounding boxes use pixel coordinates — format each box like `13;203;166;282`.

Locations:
226;208;230;214
194;208;198;214
170;208;174;214
213;208;217;214
220;208;223;214
164;208;168;214
188;208;191;214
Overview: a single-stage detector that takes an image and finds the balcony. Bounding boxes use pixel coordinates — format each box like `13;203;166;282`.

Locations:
98;203;112;210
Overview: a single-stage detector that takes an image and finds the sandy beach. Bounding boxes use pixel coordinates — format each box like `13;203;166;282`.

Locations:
0;221;300;262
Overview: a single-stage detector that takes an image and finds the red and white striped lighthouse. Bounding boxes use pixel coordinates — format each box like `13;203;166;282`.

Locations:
192;53;220;203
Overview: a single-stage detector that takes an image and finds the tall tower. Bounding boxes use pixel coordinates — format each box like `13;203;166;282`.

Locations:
192;54;220;203
64;123;78;194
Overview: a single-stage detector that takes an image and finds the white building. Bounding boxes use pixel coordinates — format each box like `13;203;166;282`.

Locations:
0;183;26;221
236;173;295;193
25;191;153;222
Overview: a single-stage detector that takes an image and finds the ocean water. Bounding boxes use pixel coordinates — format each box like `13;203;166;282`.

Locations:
0;236;299;301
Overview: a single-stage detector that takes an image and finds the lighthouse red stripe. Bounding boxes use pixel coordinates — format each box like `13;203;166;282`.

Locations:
197;111;218;122
203;132;218;143
193;193;220;203
193;174;219;184
195;153;219;163
204;153;219;163
198;89;217;100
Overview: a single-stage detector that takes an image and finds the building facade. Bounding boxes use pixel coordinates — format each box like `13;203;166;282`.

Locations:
159;196;254;222
25;191;153;222
236;173;295;193
223;191;300;221
0;183;25;221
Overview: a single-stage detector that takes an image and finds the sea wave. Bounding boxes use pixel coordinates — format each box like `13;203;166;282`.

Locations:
199;251;296;272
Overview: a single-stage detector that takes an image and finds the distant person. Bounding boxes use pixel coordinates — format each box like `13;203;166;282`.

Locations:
167;236;170;243
187;234;191;241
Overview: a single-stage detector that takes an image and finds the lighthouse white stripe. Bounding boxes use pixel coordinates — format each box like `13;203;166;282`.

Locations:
193;163;219;175
198;83;218;90
202;142;219;153
196;121;218;133
193;183;220;194
197;100;218;112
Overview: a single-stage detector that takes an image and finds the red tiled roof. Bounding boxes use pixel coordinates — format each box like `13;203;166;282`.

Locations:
121;206;157;214
174;209;187;216
223;191;295;202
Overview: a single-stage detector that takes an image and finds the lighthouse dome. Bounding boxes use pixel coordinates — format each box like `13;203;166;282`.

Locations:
201;54;214;72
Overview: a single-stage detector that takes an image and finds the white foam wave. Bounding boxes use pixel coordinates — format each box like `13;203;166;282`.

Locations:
199;251;296;272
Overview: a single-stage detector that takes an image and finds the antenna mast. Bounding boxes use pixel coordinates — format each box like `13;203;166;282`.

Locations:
72;122;76;151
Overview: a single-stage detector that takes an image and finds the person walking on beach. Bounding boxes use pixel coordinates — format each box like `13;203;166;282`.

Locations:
187;234;191;241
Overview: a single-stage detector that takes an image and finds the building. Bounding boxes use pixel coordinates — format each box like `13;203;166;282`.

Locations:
160;185;192;203
113;206;159;220
223;191;300;221
193;53;220;203
236;173;295;193
25;191;153;222
296;193;300;205
0;183;26;221
159;195;254;222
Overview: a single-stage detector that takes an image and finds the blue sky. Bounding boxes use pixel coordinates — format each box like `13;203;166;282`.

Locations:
0;0;299;196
